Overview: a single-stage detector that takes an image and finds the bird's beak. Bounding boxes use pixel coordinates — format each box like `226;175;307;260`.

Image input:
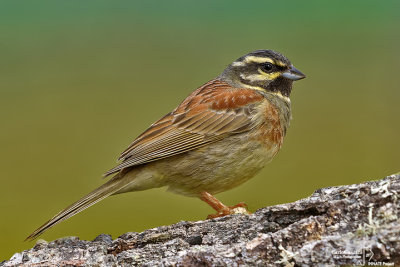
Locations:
282;65;306;81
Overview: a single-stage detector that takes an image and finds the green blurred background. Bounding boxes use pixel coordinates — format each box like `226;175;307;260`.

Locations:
1;0;399;260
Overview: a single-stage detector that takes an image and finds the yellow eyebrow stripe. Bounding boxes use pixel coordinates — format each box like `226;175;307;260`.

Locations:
244;56;287;67
275;60;286;67
232;55;288;68
244;56;275;64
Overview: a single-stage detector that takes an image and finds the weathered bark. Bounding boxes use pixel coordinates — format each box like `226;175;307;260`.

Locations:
2;174;400;266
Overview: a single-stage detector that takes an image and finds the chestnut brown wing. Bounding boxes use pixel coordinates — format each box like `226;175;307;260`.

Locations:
104;80;264;176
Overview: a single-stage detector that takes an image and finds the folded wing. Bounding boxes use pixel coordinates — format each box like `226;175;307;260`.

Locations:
104;79;264;176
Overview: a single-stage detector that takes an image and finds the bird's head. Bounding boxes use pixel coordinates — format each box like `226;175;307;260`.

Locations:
220;50;306;97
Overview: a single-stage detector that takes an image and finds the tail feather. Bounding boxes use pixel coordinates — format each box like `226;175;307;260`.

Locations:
25;175;132;241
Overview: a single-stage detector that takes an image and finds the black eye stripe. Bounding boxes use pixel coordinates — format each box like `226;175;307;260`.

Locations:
276;65;287;71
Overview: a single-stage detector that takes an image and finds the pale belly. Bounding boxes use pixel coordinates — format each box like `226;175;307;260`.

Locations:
149;133;281;197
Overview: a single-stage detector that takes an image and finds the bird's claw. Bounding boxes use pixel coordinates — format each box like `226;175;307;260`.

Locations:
206;202;251;219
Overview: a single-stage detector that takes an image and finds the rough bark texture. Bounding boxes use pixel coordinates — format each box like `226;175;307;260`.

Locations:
2;174;400;266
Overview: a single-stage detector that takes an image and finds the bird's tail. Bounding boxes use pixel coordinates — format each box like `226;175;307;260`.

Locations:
25;174;133;241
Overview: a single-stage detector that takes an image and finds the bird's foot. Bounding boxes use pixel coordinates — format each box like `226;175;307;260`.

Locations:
199;192;251;219
206;204;250;219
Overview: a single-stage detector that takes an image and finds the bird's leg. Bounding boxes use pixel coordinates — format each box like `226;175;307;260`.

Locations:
199;191;250;219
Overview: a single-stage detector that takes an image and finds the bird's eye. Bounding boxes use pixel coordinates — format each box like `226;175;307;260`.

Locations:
262;63;274;72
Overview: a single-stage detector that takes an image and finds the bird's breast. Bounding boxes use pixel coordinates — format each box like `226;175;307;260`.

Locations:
251;97;290;153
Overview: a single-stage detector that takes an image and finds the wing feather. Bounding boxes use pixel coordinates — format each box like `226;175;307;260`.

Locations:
104;79;264;177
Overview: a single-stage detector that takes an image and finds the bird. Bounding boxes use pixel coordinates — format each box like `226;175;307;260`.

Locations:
26;49;305;241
